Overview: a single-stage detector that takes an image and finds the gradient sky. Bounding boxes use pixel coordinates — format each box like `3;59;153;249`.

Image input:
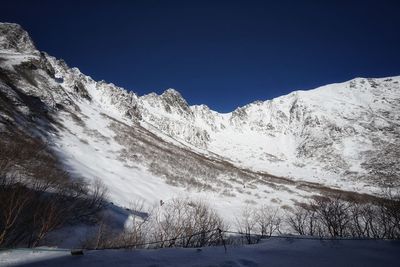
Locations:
1;0;400;112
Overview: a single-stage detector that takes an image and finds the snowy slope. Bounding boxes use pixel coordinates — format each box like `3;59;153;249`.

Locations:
0;22;399;226
136;78;400;192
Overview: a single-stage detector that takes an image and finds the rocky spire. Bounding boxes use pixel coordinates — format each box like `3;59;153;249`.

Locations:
160;88;192;115
0;23;37;53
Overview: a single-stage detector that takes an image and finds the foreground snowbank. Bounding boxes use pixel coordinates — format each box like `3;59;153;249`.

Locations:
1;237;399;267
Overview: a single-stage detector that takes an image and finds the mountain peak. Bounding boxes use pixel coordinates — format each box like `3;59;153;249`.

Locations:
1;24;400;231
159;88;191;112
0;22;37;53
161;88;182;98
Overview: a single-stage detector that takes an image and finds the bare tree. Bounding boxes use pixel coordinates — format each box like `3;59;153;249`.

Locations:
236;206;258;244
0;132;108;248
0;185;33;246
84;198;226;249
288;192;400;239
147;199;225;248
311;195;351;237
255;205;281;238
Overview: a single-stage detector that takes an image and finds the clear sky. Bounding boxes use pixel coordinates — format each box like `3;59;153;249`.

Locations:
1;0;399;112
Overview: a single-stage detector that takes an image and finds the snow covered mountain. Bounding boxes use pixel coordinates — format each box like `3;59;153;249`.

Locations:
1;22;399;221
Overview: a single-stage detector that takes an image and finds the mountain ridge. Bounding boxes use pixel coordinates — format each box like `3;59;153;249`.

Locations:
1;22;399;222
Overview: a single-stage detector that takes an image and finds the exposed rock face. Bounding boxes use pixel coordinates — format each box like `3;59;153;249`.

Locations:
0;23;37;53
160;88;192;115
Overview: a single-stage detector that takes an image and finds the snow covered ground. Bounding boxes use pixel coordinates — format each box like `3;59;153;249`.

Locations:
1;238;399;267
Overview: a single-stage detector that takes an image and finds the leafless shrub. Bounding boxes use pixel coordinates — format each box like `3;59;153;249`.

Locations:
236;204;282;244
130;199;146;214
0;183;33;246
287;196;351;238
147;199;226;248
255;205;281;238
236;206;258;244
0;132;108;248
348;202;375;238
287;192;400;239
29;200;66;247
83;212;148;250
369;189;400;239
286;204;321;236
312;196;351;237
84;198;226;249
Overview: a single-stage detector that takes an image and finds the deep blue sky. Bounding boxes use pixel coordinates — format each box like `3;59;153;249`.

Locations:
1;0;400;112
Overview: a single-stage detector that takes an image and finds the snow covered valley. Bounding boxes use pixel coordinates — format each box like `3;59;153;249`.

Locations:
0;22;399;265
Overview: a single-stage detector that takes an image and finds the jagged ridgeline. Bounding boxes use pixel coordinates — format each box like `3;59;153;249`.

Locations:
0;21;399;230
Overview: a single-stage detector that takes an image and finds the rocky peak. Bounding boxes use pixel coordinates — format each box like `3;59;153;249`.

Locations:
191;104;211;114
231;106;247;118
0;23;37;53
160;88;192;115
161;88;186;104
161;88;181;97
